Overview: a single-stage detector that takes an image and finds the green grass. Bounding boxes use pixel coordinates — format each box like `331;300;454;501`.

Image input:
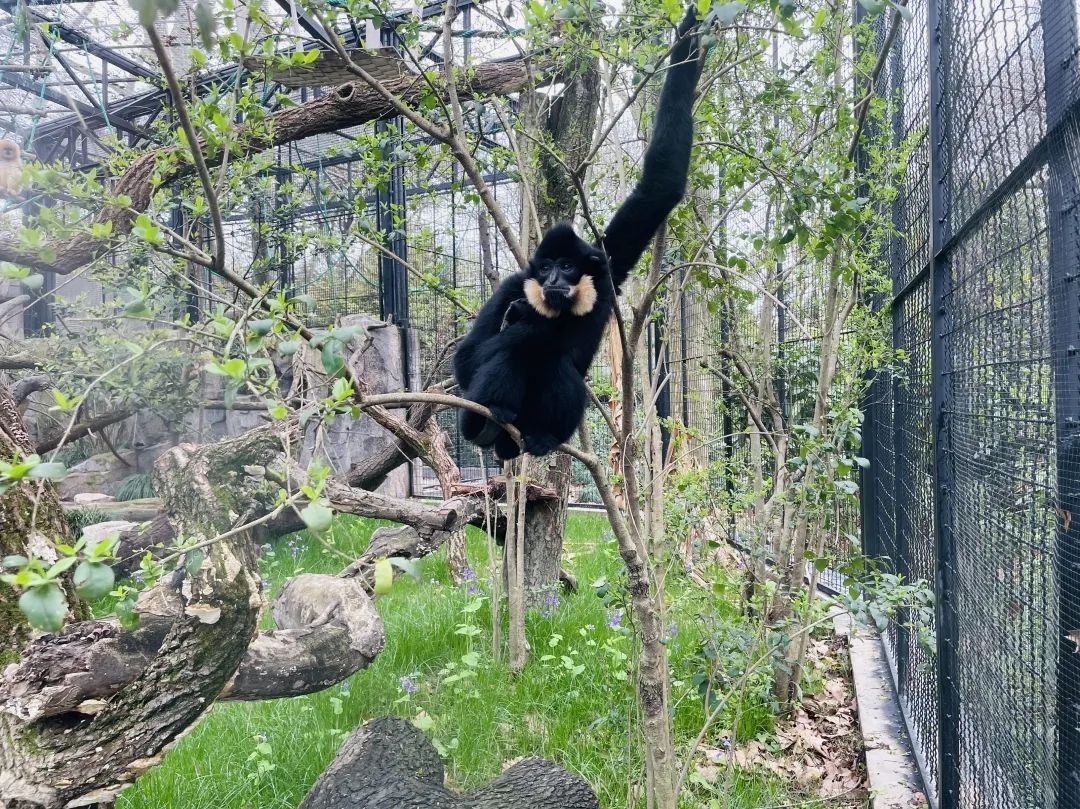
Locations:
116;512;833;809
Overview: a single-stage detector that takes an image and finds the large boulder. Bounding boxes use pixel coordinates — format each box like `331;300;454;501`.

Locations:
55;453;130;499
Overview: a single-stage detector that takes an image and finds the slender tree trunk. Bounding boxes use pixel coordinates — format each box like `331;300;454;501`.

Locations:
520;454;571;605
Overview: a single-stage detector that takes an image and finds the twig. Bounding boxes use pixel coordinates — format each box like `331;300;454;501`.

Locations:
146;28;227;272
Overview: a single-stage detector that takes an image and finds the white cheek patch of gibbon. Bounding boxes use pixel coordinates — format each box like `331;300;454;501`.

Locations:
570;275;598;316
523;276;598;318
524;278;559;318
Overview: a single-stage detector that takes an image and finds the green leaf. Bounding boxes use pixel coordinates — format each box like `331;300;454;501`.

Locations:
21;273;44;291
713;2;746;24
45;557;77;578
2;554;28;568
128;0;158;28
184;548;205;576
116;595;140;630
206;357;246;378
73;561;115;601
124;298;150;316
300;502;333;533
373;557;393;595
857;0;889;13
460;652;479;668
27;462;67;481
888;0;913;20
195;0;216;48
249;318;275;337
388;556;420;581
278;339;300;357
320;340;345;377
19;583;67;632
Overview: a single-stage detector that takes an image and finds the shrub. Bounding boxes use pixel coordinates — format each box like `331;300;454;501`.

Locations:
115;473;156;502
65;508;112;536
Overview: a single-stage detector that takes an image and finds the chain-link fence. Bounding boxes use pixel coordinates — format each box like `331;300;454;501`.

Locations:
860;2;1080;806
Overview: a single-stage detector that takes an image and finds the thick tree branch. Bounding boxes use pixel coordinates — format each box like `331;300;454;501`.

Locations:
36;406;136;454
11;375;50;405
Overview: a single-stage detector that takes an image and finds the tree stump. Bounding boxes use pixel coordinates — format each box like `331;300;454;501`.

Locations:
299;716;600;809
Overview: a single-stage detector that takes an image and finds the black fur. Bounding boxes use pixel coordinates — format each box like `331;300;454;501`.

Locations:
454;9;702;459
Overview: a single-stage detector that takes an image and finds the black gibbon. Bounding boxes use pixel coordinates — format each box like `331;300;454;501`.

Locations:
454;8;703;459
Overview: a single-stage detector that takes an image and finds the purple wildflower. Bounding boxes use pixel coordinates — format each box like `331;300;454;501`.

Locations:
466;581;480;596
399;676;418;694
463;566;477;582
258;733;268;744
668;622;678;639
340;680;350;696
544;592;560;610
607;609;623;629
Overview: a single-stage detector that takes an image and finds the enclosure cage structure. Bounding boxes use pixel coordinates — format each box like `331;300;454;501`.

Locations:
857;1;1080;807
0;0;767;508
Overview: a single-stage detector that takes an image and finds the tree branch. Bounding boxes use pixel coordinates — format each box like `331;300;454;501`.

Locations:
0;60;549;275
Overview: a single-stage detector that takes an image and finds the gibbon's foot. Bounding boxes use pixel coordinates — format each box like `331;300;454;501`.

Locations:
472;405;518;447
493;432;522;461
472;419;502;447
523;433;561;457
487;404;518;425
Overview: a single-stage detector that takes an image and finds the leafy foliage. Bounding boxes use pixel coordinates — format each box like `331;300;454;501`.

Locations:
115;472;157;502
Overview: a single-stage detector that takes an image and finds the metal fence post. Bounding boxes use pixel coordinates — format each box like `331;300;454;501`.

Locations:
928;0;961;805
854;2;877;560
884;6;911;695
1041;2;1080;804
375;115;409;329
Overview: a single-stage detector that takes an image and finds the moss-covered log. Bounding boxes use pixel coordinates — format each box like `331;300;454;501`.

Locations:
299;716;600;809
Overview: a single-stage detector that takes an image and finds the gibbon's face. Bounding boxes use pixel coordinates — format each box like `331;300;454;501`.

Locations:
524;224;604;318
0;140;20;162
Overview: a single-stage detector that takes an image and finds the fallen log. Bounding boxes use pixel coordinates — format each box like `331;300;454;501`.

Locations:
299;716;600;809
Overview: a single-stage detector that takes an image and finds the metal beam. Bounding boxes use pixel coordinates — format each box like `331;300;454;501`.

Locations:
0;0;110;6
0;68;146;137
32;12;159;80
30;0;479;150
1041;0;1080;805
273;0;331;44
927;0;961;805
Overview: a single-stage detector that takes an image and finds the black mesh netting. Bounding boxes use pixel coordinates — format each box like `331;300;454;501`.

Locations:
861;2;1080;806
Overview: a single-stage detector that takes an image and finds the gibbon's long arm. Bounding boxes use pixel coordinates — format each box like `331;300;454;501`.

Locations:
600;8;702;290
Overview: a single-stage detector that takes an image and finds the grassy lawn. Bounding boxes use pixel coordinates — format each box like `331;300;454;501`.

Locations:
116;512;838;809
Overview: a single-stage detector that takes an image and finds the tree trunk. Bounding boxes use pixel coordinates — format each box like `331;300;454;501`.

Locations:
514;45;601;598
0;382;83;666
1;427;272;808
520;453;571;605
299;716;599;809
